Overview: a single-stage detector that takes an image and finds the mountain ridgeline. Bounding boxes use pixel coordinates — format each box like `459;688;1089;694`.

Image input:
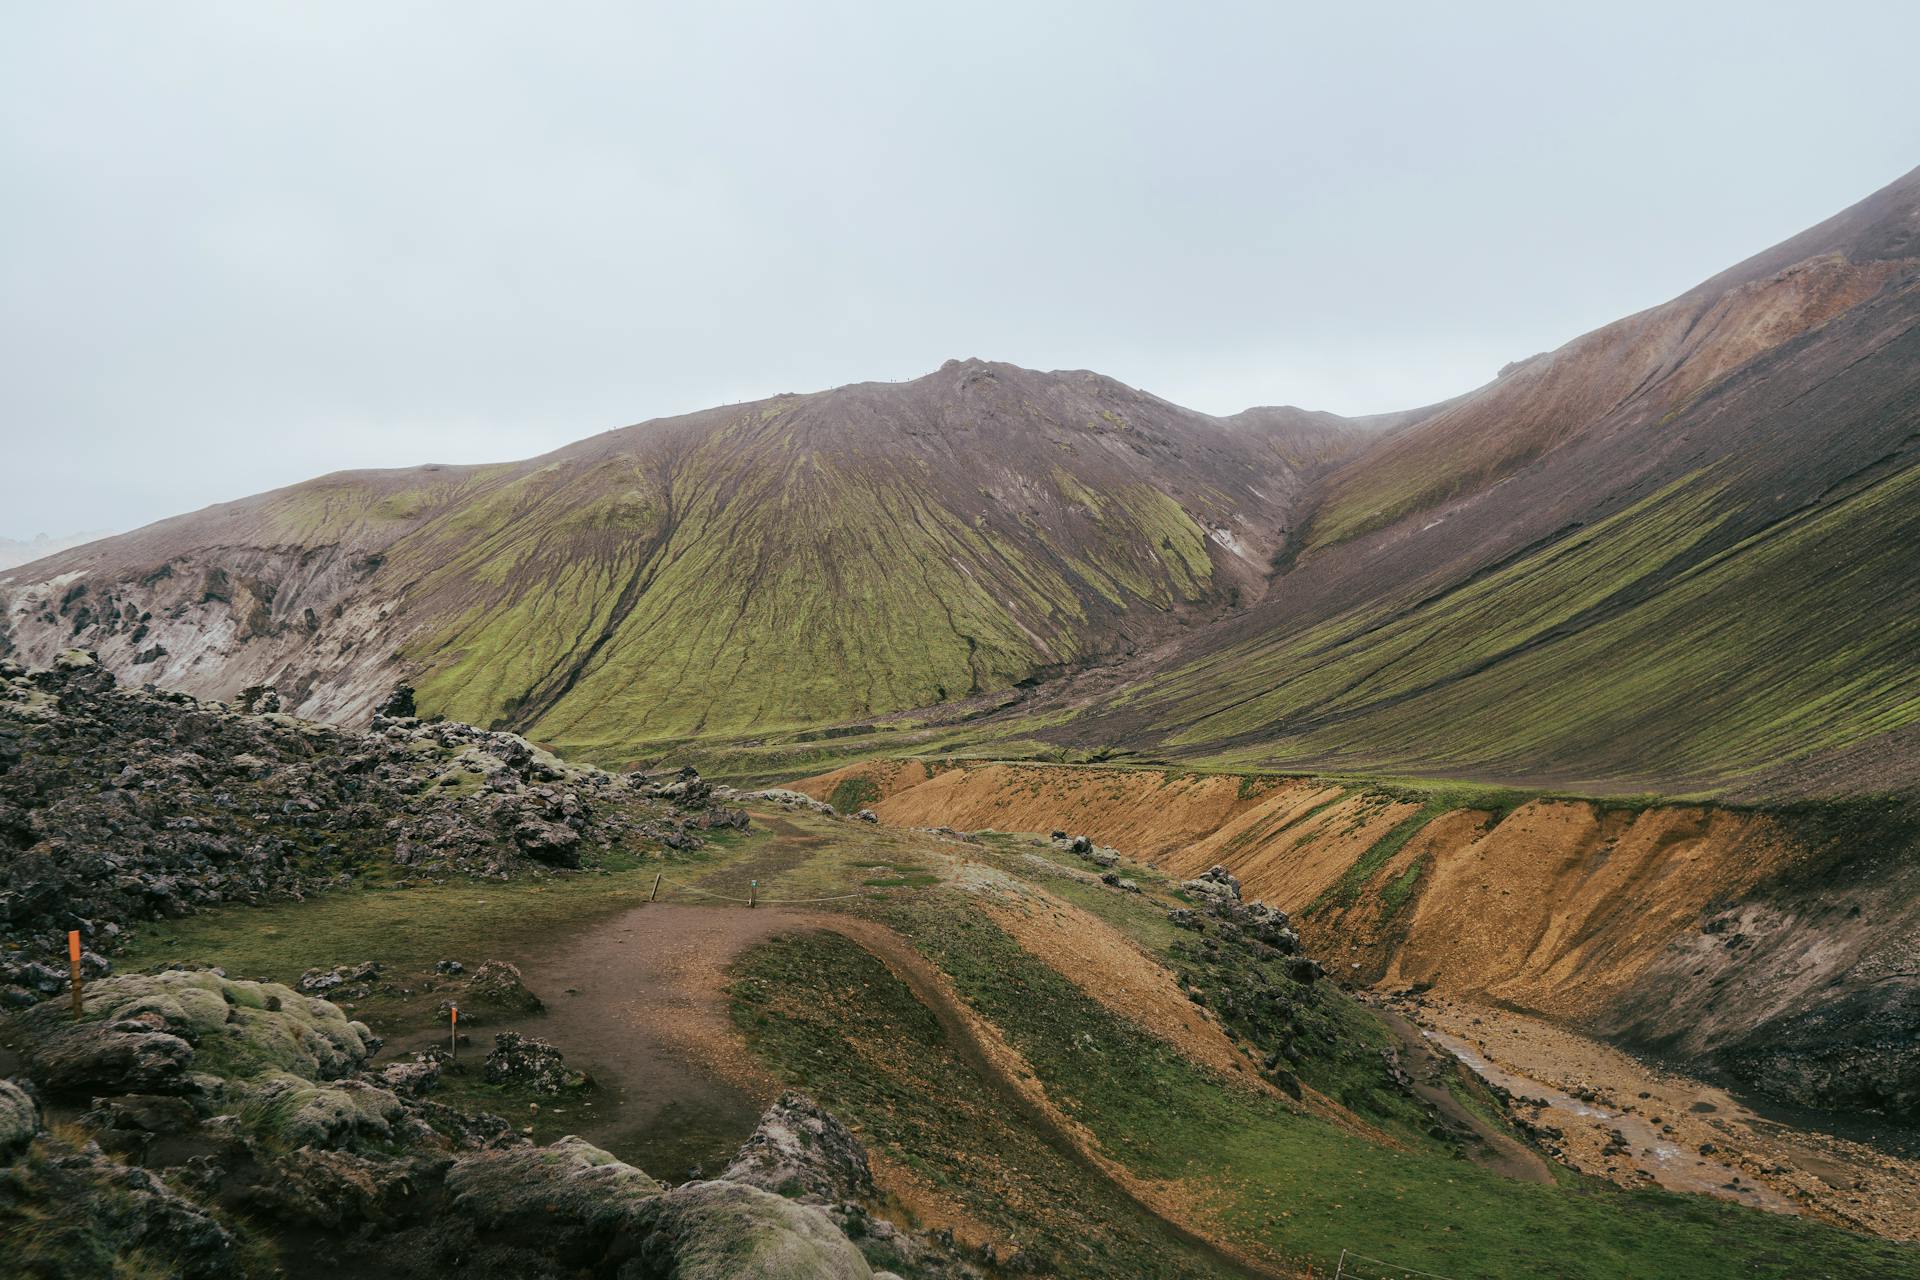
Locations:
4;165;1919;797
0;362;1373;760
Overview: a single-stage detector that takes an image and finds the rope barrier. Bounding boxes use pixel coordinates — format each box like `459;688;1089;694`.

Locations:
650;875;877;905
655;880;748;902
1332;1248;1458;1280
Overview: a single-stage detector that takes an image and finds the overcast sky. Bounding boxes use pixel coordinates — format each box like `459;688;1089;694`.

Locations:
3;3;1917;537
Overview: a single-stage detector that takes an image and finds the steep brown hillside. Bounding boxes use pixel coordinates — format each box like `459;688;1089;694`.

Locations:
1308;166;1920;549
0;361;1376;760
973;165;1920;796
5;172;1915;798
793;759;1920;1121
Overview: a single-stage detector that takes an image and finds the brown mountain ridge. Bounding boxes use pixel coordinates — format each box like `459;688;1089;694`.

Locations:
4;167;1918;798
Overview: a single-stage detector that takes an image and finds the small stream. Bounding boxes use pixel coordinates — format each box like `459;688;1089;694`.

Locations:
1421;1028;1799;1214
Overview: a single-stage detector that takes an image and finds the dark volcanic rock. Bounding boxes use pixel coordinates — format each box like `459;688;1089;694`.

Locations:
298;960;381;995
1286;956;1325;985
375;683;417;718
512;815;582;866
482;1031;586;1095
1715;978;1920;1121
721;1090;874;1204
0;655;731;969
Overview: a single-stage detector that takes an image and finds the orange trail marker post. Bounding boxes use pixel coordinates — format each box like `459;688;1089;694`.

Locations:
449;1005;459;1061
68;930;83;1017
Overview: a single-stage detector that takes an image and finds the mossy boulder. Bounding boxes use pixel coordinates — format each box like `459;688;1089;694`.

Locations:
0;1079;39;1158
19;968;376;1095
445;1135;664;1232
236;1071;423;1150
634;1179;875;1280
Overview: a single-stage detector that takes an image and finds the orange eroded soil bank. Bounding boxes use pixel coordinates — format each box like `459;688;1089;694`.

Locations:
1386;802;1796;1021
794;761;1801;1025
811;760;1272;859
792;761;1920;1237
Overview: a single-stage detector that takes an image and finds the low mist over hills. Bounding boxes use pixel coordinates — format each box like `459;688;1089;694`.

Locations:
0;531;113;573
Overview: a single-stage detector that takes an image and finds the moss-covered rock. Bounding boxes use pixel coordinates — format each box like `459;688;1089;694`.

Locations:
445;1134;664;1232
240;1147;450;1230
635;1179;875;1280
0;1079;39;1158
19;968;376;1095
0;1133;243;1279
236;1071;423;1150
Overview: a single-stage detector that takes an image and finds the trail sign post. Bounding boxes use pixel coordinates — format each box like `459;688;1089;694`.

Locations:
450;1005;459;1061
68;930;83;1017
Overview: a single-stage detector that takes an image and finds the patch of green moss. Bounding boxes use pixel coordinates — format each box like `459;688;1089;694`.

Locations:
729;930;1226;1278
1303;803;1443;918
828;777;881;814
1066;460;1920;796
1378;857;1425;920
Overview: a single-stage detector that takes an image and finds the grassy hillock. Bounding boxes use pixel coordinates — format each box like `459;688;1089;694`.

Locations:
730;869;1920;1279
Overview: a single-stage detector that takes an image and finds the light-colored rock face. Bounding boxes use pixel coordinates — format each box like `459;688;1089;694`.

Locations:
0;1079;39;1157
720;1090;875;1204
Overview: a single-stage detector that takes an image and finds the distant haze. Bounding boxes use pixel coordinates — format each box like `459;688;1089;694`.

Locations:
3;2;1917;535
0;531;116;572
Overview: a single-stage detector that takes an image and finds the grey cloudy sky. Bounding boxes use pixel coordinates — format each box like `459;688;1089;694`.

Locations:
3;2;1917;537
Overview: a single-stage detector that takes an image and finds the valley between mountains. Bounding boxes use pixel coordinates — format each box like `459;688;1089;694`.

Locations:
1;168;1917;1278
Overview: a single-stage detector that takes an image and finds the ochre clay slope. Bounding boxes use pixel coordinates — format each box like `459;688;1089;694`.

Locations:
792;758;1920;1120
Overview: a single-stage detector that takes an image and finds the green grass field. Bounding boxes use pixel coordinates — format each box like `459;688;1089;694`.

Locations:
65;802;1920;1280
732;917;1919;1280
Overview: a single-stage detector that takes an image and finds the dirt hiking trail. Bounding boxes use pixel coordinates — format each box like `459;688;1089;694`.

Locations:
485;901;1286;1279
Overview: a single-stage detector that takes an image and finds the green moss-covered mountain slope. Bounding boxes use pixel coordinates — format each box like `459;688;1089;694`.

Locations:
0;360;1369;761
960;168;1920;796
5;167;1916;796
